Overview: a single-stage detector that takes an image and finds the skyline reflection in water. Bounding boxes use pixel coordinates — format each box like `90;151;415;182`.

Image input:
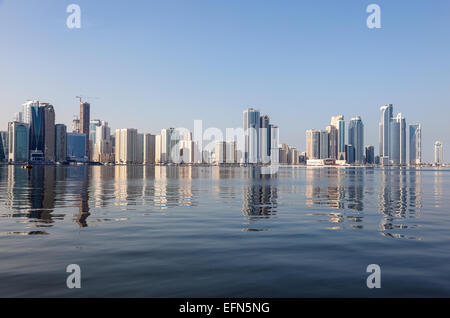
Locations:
0;165;445;239
1;165;450;297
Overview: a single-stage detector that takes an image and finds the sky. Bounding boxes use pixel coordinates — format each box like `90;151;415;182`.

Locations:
0;0;449;162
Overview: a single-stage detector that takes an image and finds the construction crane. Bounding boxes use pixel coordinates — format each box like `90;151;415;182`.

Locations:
76;95;99;104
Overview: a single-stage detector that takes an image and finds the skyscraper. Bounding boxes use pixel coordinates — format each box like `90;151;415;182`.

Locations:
80;102;90;159
379;104;393;165
260;115;271;164
115;128;138;164
348;116;364;164
29;103;45;161
8;121;29;162
409;123;422;165
270;125;279;165
67;133;87;162
365;146;375;164
143;134;156;165
345;144;355;164
55;124;67;163
0;131;8;161
306;129;321;160
93;121;113;163
243;108;260;164
23;100;39;124
326;125;337;159
434;141;443;165
390;113;407;165
161;128;180;163
319;130;329;159
331;115;345;160
42;103;55;162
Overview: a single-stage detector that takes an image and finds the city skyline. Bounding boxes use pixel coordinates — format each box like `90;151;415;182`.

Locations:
1;1;450;162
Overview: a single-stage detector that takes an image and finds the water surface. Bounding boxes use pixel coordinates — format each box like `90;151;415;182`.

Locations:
0;165;449;297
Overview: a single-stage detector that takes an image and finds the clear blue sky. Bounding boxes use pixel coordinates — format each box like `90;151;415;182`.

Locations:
1;0;449;162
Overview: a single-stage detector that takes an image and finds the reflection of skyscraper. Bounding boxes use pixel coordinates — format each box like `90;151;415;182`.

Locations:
243;108;260;164
348;116;364;164
409;124;422;165
242;181;278;221
434;141;443;165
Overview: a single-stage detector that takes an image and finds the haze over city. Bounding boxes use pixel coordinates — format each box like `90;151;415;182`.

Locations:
1;0;449;161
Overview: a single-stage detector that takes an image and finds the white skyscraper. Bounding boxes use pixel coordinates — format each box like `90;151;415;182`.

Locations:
243;108;260;164
435;141;443;165
409;123;422;165
115;128;138;164
379;104;393;165
390;113;407;165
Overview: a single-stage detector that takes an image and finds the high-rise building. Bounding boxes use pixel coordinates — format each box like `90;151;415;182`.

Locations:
136;133;144;164
72;117;80;133
115;128;138;164
348;116;364;164
260;115;271;164
29;103;45;161
23;100;39;124
345;144;355;164
379;104;393;165
326;125;338;159
270;125;279;165
390;113;407;165
0;131;8;161
365;146;375;164
42;103;55;162
434;141;443;165
215;141;226;164
331;115;345;160
143;134;156;165
288;147;299;165
160;128;181;163
155;134;162;164
89;119;102;160
93;121;113;163
243;108;260;164
409;123;422;165
306;129;321;160
80;102;90;159
179;132;195;164
279;144;289;164
14;112;23;123
319;130;329;159
55;124;67;163
8;122;29;162
67;133;87;162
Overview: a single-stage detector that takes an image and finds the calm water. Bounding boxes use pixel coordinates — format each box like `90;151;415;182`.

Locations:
0;165;449;297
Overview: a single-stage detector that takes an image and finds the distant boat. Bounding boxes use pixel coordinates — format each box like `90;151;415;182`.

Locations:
22;163;32;169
